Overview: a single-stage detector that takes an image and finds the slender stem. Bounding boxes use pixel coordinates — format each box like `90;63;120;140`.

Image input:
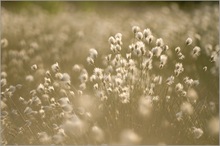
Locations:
8;96;26;122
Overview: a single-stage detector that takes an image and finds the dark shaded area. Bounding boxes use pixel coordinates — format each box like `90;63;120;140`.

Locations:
1;1;218;13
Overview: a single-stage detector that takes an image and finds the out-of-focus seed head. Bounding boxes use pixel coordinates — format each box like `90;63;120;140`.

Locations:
136;32;143;40
110;44;117;53
187;88;198;103
126;53;131;59
119;92;130;104
8;85;16;93
1;38;8;48
174;63;184;76
55;72;63;80
175;47;181;53
61;104;73;113
38;132;52;144
146;35;154;44
44;77;51;84
115;33;122;39
192;46;201;58
30;89;37;96
129;44;135;52
210;52;218;62
143;28;152;38
178;52;185;60
93;68;104;79
119;129;141;145
192;127;203;139
105;54;112;62
176;111;183;121
25;75;34;82
160;55;168;67
77;90;83;96
152;46;162;57
153;76;162;85
180;91;187;97
205;44;213;56
1;72;7;78
193;80;199;86
1;101;7;110
162;45;169;51
69;91;75;98
61;73;70;82
24;106;33;115
175;83;183;92
72;64;82;72
31;64;38;71
132;26;140;34
108;36;116;45
180;102;194;115
207;117;219;136
19;96;25;102
51;62;60;72
156;38;164;47
37;83;45;93
138;95;153;117
115;44;121;52
1;78;7;87
52;132;65;144
79;71;88;83
79;83;86;90
186;37;193;46
91;125;105;143
89;48;98;59
41;94;50;102
58;97;70;106
203;66;207;71
90;74;96;82
194;33;201;41
32;96;42;106
61;116;88;137
166;95;171;102
93;83;98;90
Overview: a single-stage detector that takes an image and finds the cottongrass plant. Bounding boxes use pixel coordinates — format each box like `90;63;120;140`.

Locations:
1;62;97;144
1;25;219;145
1;2;219;145
84;26;219;144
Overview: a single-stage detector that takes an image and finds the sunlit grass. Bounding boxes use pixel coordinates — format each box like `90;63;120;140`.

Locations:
1;1;219;145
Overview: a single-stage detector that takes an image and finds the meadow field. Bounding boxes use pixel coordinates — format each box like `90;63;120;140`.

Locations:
1;1;219;145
